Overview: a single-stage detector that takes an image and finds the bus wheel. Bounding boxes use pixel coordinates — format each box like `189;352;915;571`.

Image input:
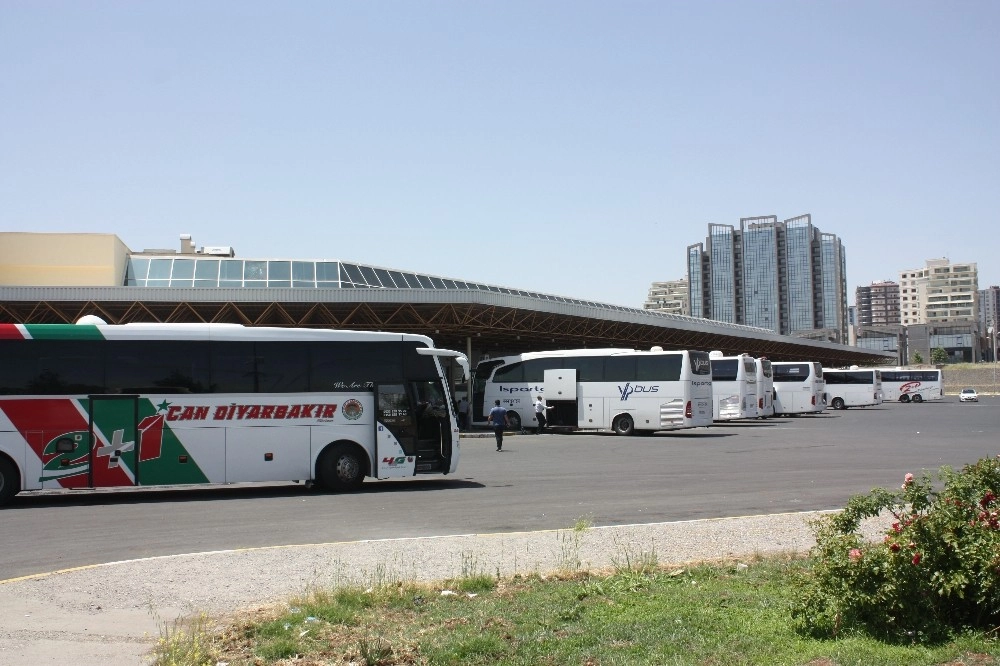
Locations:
612;414;634;436
317;443;365;492
507;412;522;431
0;457;20;506
911;394;923;403
899;395;911;403
831;397;846;410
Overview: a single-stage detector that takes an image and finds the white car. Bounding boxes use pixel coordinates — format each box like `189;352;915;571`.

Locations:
959;388;979;402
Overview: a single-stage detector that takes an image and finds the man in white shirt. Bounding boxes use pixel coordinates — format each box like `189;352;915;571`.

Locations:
533;396;553;434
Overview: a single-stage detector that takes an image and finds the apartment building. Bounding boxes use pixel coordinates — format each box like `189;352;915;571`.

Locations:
643;278;689;315
855;281;901;328
899;258;978;326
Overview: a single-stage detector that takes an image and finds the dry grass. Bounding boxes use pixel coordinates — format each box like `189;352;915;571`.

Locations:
942;363;1000;395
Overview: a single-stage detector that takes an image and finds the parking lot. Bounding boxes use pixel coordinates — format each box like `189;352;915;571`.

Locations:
1;396;997;581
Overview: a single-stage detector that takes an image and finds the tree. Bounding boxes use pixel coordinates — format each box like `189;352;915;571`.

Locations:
911;351;925;364
931;347;949;365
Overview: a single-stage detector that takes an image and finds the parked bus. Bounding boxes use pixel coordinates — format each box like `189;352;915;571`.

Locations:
823;367;882;409
708;352;759;421
0;320;469;505
755;357;775;418
879;368;944;403
771;361;825;415
473;347;714;435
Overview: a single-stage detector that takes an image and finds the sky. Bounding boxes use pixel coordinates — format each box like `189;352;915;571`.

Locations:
2;1;998;307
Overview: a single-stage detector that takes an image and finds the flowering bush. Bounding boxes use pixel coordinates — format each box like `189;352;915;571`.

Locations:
792;455;1000;643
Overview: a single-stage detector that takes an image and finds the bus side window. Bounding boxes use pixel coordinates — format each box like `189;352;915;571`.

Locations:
254;342;309;393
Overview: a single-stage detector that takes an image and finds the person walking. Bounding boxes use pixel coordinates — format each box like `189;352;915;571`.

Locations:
487;399;509;451
457;396;469;431
533;395;553;434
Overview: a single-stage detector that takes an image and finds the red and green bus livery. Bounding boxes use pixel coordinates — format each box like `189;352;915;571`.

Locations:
0;321;468;505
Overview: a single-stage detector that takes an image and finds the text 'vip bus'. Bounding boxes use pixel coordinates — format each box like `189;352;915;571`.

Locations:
0;320;469;506
879;368;944;403
771;361;826;415
473;347;713;435
823;367;882;409
708;352;759;421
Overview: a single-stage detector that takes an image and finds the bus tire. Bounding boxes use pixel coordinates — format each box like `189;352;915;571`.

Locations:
899;395;911;403
831;397;845;410
317;443;366;492
507;411;522;431
612;414;634;436
911;394;923;403
0;456;20;506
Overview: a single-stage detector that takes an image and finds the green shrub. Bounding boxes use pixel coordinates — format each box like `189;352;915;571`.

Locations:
793;455;1000;643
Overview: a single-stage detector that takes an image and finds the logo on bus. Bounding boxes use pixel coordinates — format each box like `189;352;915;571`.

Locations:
691;358;711;374
617;383;659;401
382;456;414;466
900;381;922;394
342;399;363;420
499;385;543;393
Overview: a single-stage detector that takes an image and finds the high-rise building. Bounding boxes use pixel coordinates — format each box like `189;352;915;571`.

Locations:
977;285;999;333
856;281;901;328
979;285;1000;361
899;258;979;326
643;278;689;315
685;214;848;342
897;259;981;363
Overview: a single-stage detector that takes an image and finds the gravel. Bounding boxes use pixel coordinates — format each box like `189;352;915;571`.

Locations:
0;510;891;665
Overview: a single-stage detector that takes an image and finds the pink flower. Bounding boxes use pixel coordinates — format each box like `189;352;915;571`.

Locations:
912;552;922;565
902;473;914;489
849;548;862;562
889;543;901;552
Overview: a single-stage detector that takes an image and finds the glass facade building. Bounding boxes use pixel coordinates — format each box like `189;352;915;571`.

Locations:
784;215;816;334
686;214;849;342
708;224;737;324
687;244;705;318
740;216;780;332
818;232;848;338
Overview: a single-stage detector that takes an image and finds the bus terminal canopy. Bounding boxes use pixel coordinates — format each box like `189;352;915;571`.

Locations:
0;286;894;367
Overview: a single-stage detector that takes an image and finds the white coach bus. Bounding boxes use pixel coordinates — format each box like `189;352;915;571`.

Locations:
0;320;468;505
771;361;826;415
755;357;775;418
473;347;714;435
823;367;882;409
708;352;759;421
879;368;944;403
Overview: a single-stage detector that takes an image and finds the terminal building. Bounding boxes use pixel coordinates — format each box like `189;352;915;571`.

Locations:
0;232;894;394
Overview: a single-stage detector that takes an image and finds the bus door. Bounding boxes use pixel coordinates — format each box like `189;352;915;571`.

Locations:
375;381;452;477
87;395;140;488
375;384;419;479
545;368;579;428
410;380;452;473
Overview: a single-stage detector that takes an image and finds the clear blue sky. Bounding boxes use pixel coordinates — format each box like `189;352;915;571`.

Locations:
2;1;997;306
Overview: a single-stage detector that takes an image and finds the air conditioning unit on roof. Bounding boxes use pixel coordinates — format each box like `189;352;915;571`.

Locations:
201;246;235;257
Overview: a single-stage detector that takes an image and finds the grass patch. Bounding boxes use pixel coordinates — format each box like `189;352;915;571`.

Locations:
184;557;1000;666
